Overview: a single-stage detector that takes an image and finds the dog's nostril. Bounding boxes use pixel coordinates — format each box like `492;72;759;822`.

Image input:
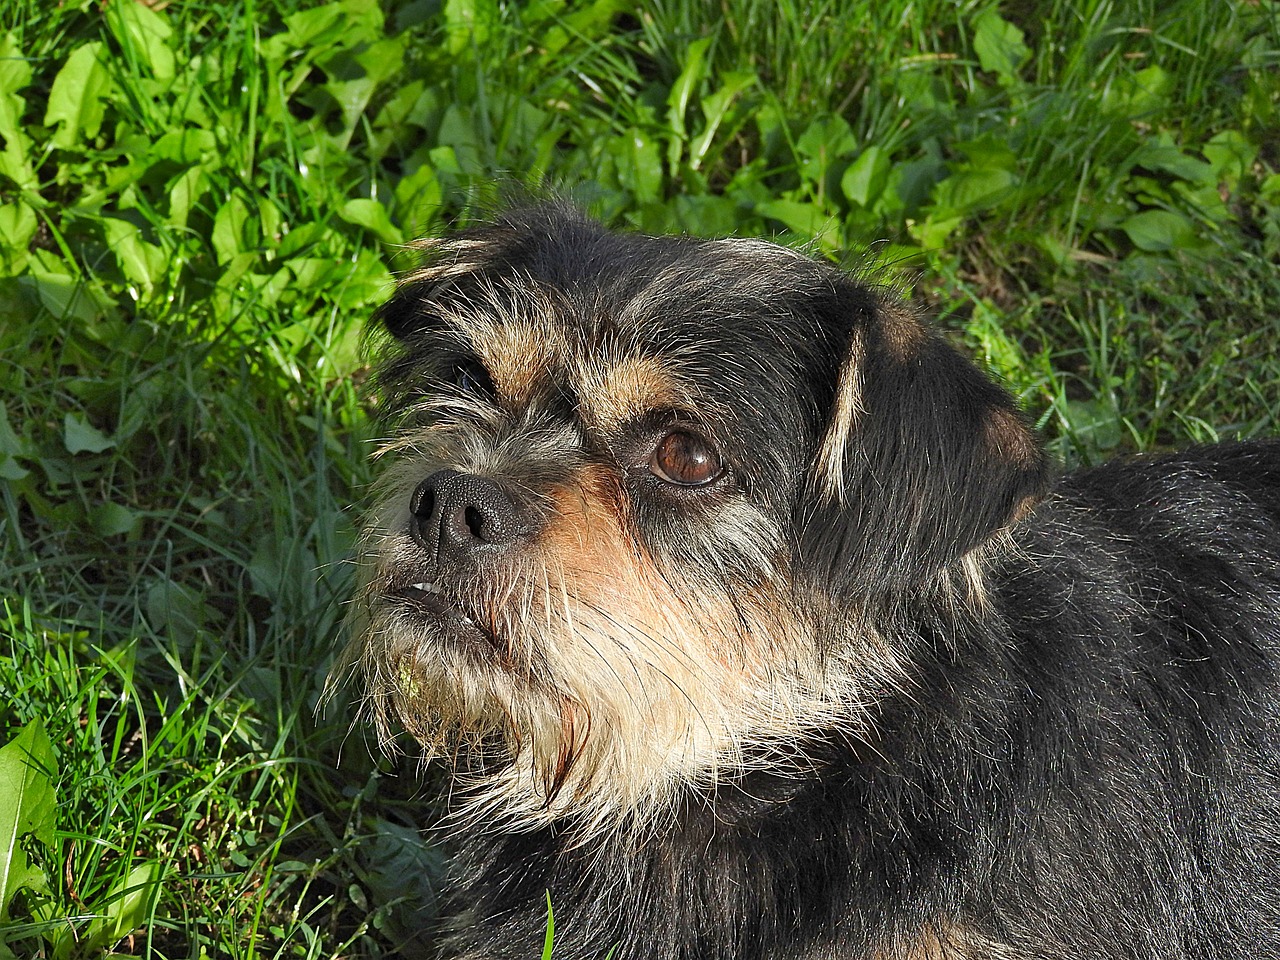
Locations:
463;505;485;540
411;485;436;521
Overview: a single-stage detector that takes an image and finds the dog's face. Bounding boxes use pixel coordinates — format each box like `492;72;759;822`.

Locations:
341;205;1046;832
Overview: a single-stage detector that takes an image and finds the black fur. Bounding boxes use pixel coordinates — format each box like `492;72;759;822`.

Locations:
359;205;1280;959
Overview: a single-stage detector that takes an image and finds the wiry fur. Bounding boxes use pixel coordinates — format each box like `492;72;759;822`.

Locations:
335;203;1280;959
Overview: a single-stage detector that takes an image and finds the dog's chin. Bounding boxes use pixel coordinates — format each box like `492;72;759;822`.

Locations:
352;584;552;757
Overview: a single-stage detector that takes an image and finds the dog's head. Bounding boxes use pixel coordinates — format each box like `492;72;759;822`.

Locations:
338;204;1047;831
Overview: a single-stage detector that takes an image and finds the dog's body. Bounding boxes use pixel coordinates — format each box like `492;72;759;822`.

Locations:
340;204;1280;959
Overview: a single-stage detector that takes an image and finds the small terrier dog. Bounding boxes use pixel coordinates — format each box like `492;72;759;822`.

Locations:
338;203;1280;959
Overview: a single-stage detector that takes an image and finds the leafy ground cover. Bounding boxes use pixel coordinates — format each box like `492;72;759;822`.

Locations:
0;0;1277;956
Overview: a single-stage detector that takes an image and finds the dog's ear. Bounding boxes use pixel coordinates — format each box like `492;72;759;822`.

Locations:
804;291;1048;596
374;203;597;342
374;227;519;342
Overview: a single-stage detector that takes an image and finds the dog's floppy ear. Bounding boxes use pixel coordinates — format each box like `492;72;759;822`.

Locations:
373;227;519;341
805;290;1048;596
374;203;598;341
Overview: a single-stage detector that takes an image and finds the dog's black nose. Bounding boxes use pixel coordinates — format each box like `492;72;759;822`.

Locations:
409;469;525;564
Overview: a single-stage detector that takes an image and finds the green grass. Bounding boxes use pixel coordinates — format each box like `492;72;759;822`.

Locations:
0;0;1277;956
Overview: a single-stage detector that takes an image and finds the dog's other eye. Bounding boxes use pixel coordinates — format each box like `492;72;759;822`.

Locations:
452;358;494;397
649;430;724;486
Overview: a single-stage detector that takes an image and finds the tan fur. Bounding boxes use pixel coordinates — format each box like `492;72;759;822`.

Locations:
475;318;565;408
814;324;867;502
866;925;1026;960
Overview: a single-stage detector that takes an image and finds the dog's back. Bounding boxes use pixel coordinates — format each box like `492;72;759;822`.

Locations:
981;441;1280;956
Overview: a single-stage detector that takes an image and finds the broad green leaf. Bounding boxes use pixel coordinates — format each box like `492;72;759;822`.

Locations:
102;218;164;293
44;42;111;149
286;257;338;289
0;32;31;97
64;413;115;454
359;817;444;916
145;579;221;644
841;145;889;207
755;199;839;248
212;194;256;265
690;70;755;170
613;127;664;204
97;861;164;943
258;198;284;250
933;167;1018;215
956;133;1018;171
276;222;332;260
0;202;37;267
890;156;948;216
52;861;163;958
542;0;626;56
282;4;344;46
910;212;963;250
26;270;109;323
0;402;30;481
444;0;498;55
1120;209;1199;252
1103;64;1172;116
796;115;857;167
672;193;743;237
435;107;484;175
241;267;291;308
266;0;383;59
339;198;404;244
1130;139;1215;184
973;10;1029;83
328;35;411;146
0;720;57;921
393;164;444;224
109;0;175;81
166;165;206;229
333;248;394;309
151;128;217;165
1062;397;1124;454
0;33;34;188
90;502;139;538
795;113;859;190
666;36;712;166
355;34;409;88
1203;130;1256;187
1262;172;1280;206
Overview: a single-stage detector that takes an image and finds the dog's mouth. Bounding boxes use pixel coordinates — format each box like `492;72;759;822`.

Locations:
387;580;499;648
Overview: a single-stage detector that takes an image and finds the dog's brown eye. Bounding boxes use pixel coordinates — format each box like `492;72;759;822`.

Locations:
649;431;724;486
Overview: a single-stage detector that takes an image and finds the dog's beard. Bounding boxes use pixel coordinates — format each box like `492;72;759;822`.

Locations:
338;458;895;836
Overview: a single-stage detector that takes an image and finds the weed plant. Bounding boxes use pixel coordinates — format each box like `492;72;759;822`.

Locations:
0;0;1277;956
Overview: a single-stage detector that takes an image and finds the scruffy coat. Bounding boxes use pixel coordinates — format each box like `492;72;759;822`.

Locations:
344;204;1280;960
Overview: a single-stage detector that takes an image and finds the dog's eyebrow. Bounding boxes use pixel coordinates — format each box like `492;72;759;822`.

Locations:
572;356;699;433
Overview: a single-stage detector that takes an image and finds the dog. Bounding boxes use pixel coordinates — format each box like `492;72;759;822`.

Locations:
336;202;1280;959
